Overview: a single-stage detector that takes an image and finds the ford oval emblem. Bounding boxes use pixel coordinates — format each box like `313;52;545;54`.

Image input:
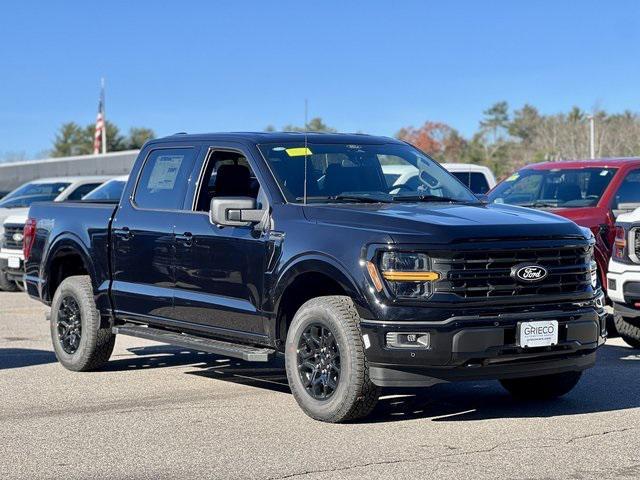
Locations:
12;232;23;243
513;264;548;283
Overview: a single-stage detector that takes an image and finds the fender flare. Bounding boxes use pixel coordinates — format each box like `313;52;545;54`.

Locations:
271;253;371;323
42;232;97;300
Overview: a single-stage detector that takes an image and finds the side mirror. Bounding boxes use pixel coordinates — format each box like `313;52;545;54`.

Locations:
210;197;265;227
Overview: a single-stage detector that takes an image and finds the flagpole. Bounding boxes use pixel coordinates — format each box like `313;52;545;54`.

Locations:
101;78;107;154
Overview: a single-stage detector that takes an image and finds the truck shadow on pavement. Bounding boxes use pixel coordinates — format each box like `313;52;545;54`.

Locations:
0;348;57;370
103;342;640;423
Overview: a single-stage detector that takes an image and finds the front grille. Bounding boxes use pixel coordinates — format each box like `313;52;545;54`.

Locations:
3;224;24;250
432;245;593;299
633;227;640;262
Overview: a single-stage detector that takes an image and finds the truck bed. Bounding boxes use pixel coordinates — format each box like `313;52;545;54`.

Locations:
25;201;118;305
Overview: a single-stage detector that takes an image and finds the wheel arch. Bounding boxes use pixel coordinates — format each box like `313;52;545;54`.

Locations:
272;254;371;346
43;233;97;302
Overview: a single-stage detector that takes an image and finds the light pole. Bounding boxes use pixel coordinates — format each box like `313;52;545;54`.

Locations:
588;115;595;159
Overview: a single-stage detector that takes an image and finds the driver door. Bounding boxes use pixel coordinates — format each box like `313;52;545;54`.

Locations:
171;147;269;341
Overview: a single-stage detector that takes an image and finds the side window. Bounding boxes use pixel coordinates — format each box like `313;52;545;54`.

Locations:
134;148;196;210
194;150;263;212
66;183;102;200
613;169;640;214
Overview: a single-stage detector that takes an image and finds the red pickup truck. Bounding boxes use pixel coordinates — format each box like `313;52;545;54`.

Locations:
488;158;640;293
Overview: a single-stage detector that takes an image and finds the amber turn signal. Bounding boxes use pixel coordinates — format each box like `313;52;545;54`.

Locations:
366;261;384;292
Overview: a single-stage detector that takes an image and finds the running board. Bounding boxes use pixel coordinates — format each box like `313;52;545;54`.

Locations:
113;325;275;362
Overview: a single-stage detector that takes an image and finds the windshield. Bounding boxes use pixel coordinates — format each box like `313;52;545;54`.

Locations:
82;179;127;201
488;168;618;208
3;182;70;201
257;142;477;204
0;194;62;208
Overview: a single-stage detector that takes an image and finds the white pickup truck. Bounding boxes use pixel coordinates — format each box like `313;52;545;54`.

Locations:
0;176;112;291
607;207;640;348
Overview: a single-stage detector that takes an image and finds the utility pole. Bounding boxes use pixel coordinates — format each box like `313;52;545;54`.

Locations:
588;114;595;159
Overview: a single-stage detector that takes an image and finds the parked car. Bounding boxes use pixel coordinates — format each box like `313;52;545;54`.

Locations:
25;133;606;423
607;208;640;348
382;163;496;195
0;176;111;291
442;163;496;194
488;159;640;294
81;175;129;202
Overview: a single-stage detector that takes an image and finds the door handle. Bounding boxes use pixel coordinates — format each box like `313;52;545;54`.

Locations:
114;227;132;241
176;232;193;247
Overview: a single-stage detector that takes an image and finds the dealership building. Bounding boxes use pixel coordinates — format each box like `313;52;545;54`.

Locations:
0;150;139;192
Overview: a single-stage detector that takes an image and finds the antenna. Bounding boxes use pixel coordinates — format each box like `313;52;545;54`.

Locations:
303;98;308;205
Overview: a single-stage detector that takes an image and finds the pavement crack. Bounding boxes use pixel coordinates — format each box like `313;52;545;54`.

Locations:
266;458;415;480
564;427;633;444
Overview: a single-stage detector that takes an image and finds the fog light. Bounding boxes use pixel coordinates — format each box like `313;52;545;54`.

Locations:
386;332;430;349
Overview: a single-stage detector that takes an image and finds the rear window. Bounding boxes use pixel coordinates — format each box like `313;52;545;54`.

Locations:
134;148;197;210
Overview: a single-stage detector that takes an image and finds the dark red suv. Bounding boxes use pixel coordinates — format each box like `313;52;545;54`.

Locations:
488;159;640;292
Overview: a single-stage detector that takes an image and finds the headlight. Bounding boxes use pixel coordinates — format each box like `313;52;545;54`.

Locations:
614;226;627;260
367;252;440;299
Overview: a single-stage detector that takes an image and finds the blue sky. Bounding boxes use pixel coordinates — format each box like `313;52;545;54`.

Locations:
1;0;639;158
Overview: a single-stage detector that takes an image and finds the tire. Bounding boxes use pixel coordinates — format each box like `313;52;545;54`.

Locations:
50;275;115;371
285;296;380;423
0;271;18;292
614;312;640;349
500;371;583;400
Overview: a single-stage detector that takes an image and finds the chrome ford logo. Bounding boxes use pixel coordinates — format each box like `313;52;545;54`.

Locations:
513;264;548;283
12;232;23;243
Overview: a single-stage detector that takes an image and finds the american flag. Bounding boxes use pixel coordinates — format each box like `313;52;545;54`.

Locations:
93;79;105;154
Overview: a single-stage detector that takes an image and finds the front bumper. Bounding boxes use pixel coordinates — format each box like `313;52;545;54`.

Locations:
361;296;606;387
0;248;24;282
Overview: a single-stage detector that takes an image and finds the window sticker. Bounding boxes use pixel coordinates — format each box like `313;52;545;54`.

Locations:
147;155;184;190
285;147;313;157
506;173;519;182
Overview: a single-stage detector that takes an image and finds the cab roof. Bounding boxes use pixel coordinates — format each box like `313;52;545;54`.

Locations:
152;131;403;146
525;158;640;170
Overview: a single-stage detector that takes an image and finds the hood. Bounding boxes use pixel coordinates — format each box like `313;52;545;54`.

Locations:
544;206;610;230
2;209;29;226
303;202;587;244
616;207;640;224
0;208;28;237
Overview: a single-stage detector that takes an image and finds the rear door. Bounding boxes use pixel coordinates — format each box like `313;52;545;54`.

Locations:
171;146;270;341
110;146;198;323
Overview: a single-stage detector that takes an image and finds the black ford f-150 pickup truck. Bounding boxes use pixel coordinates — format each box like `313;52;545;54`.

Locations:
25;132;607;422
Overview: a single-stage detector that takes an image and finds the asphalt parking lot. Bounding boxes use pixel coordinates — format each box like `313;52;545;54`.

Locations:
1;291;639;480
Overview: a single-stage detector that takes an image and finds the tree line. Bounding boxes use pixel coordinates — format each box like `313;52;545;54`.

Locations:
395;102;640;178
19;105;640;175
50;122;155;157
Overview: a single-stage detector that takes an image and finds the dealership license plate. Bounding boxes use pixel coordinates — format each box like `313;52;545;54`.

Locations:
7;256;21;269
518;320;559;348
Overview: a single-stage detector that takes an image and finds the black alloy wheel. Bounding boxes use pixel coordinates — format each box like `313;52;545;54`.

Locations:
297;324;341;400
57;296;82;354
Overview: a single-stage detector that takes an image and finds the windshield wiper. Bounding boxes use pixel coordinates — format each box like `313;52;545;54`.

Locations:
296;193;393;203
332;194;393;203
519;201;558;208
392;194;468;203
